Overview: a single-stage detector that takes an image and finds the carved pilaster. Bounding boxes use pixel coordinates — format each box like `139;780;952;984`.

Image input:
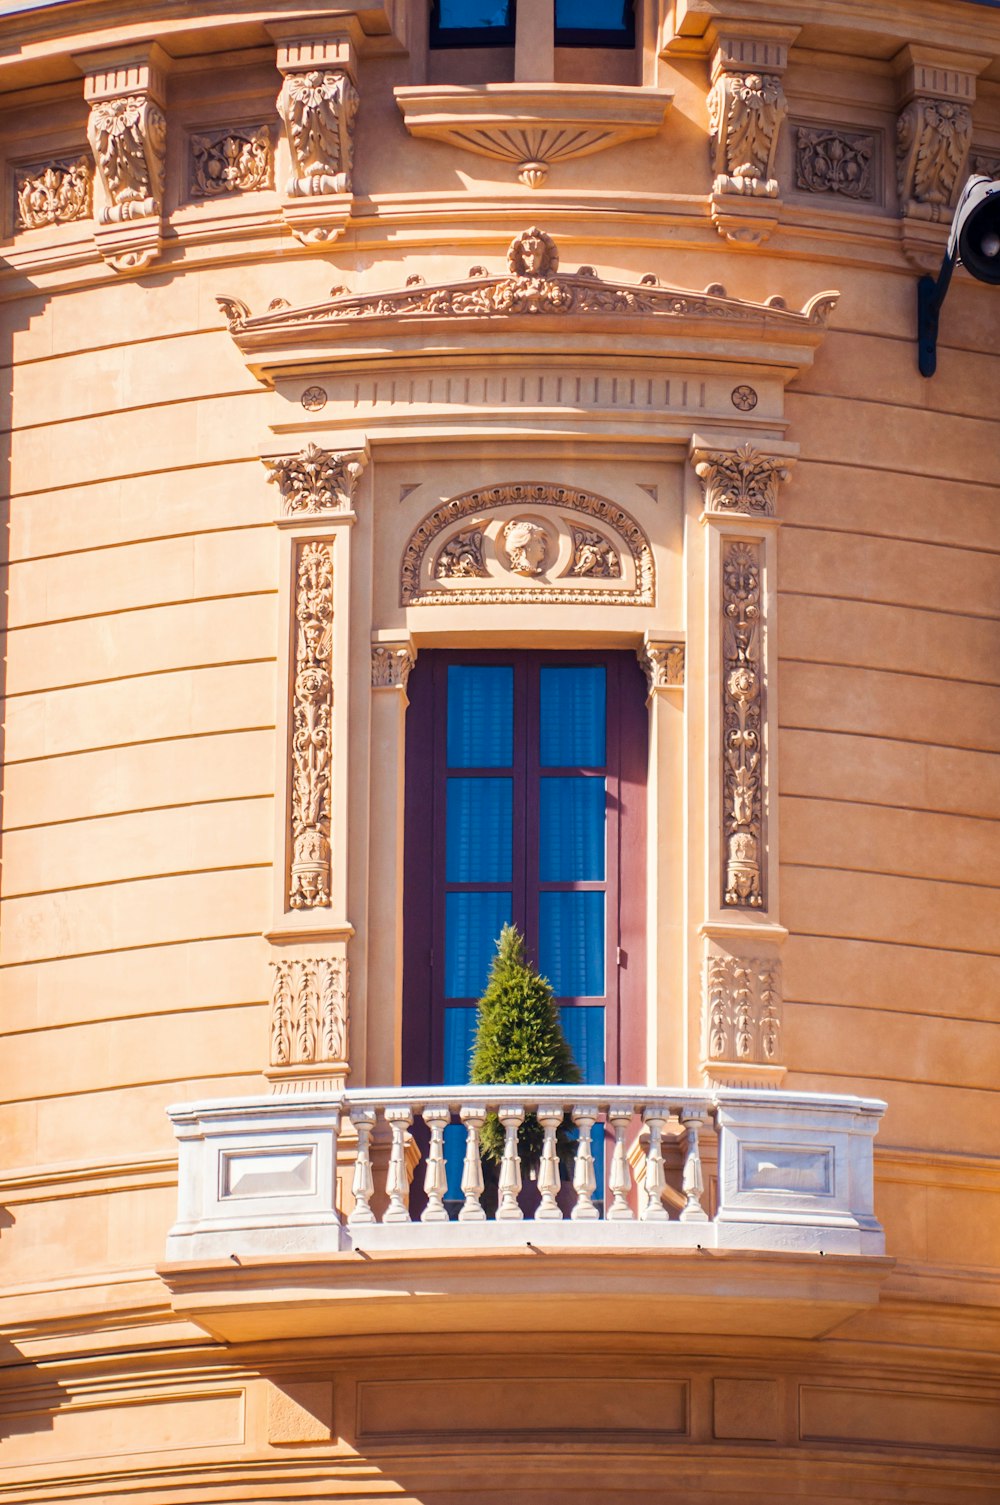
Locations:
702;948;784;1089
693;442;791;518
272;27;359;245
265;445;367;517
893;45;982;270
638;639;684;695
80;45;169;272
267;951;349;1090
706;27;795;245
289;542;334;911
722;541;764;911
371;643;416;692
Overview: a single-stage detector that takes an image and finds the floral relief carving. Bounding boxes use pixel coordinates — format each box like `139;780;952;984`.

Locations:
435;527;488;579
571;528;621;579
277;68;359;197
87;94;166;222
695;443;789;518
795;125;875;199
704;955;781;1064
191;125;271;196
638;641;684;692
265;444;366;516
371;644;415;690
270;956;347;1067
401;483;654;608
290;543;334;910
722;542;765;909
897;98;972;220
218;229;839;334
14;157;92;230
709;71;786;197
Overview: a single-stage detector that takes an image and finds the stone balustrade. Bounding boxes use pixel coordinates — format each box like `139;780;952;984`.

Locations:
165;1084;885;1263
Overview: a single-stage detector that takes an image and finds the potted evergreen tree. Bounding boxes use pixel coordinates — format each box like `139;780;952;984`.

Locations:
470;924;581;1178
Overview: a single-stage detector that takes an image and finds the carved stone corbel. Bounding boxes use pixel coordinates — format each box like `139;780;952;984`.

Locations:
693;441;792;519
702;947;784;1089
371;643;416;693
79;45;169;273
705;27;796;245
893;45;982;270
638;639;684;695
265;444;367;517
272;28;359;245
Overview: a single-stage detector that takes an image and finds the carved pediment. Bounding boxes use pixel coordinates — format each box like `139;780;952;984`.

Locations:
218;227;839;347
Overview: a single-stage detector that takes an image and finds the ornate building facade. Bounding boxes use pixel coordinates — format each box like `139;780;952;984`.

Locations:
0;1;998;1499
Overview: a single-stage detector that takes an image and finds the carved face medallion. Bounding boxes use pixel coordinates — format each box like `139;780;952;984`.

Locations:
501;518;548;575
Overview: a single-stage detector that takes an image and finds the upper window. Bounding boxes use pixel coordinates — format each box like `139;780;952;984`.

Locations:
403;650;647;1089
555;0;635;47
429;0;516;48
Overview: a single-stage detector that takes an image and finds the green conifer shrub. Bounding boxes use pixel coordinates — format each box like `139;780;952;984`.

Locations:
470;924;581;1166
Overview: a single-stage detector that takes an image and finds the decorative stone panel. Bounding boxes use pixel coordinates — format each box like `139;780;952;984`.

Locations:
702;950;783;1089
721;541;765;911
289;541;334;911
793;124;877;201
13;156;92;230
269;954;347;1073
190;125;272;197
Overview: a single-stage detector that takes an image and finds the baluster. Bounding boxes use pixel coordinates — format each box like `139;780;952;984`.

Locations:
421;1106;451;1223
458;1104;487;1222
606;1106;635;1221
641;1105;669;1221
497;1102;524;1221
570;1105;599;1221
348;1107;376;1226
536;1104;563;1220
383;1105;413;1224
679;1107;710;1223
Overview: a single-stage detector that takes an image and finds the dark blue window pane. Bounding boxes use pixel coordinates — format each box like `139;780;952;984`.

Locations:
556;0;631;30
559;1005;605;1083
445;892;512;998
447;777;512;881
437;0;513;26
443;1006;478;1083
539;667;606;767
540;776;605;881
539;891;605;997
447;665;513;768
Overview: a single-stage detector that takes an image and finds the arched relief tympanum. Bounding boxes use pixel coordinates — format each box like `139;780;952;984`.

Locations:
400;482;654;607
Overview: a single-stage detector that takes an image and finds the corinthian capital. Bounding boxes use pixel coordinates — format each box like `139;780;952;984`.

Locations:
264;444;367;516
692;440;792;518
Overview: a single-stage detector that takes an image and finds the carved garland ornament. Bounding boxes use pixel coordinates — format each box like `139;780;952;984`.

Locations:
704;955;781;1064
191;125;271;196
695;444;789;518
290;543;334;909
401;483;654;608
14;157;92;230
897;98;972;221
722;541;765;909
87;93;166;223
270;956;347;1068
265;444;367;516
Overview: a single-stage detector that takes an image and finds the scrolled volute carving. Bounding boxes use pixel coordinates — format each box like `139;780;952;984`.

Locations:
709;71;786;198
278;68;359;197
87;93;166;222
897;97;972;220
270;955;347;1068
265;444;367;516
695;443;790;518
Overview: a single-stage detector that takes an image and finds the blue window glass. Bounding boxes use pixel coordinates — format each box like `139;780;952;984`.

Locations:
443;1006;479;1083
539;666;606;767
447;777;512;882
555;0;635;45
558;1005;606;1084
445;892;512;998
540;776;605;881
539;891;605;997
447;665;513;768
437;0;512;26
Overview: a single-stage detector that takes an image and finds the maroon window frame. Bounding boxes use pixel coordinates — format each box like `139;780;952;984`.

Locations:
402;648;647;1086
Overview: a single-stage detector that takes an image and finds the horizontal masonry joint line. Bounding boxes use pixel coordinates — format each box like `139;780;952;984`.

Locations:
2;792;275;835
0;656;277;703
779;518;1000;561
7;520;273;569
0;931;264;969
2;588;279;635
781;859;1000;894
778;655;1000;690
1;861;272;903
776;723;1000;757
777;792;1000;826
2;725;277;767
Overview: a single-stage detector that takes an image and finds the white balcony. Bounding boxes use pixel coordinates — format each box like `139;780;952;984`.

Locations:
160;1085;889;1344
